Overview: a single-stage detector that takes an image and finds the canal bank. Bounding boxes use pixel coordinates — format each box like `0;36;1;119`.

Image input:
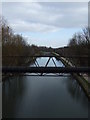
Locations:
52;52;90;100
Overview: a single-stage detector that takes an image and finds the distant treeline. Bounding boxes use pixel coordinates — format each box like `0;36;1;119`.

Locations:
55;27;90;67
2;19;40;66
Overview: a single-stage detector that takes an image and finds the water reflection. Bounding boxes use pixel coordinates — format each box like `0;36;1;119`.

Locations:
2;76;26;118
63;75;88;108
2;57;88;118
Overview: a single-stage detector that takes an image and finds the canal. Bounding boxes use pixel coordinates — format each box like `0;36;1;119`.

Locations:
2;57;88;118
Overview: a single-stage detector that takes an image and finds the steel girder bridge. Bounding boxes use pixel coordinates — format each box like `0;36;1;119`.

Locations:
2;53;90;77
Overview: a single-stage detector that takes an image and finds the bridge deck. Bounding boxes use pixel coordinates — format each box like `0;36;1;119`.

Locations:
2;66;90;73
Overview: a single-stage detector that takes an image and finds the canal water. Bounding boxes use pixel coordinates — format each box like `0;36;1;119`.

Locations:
2;57;88;118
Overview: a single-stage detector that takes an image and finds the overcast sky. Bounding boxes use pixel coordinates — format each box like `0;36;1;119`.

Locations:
2;2;88;48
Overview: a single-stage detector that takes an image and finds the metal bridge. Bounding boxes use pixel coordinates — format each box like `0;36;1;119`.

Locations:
2;52;90;76
2;52;90;99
